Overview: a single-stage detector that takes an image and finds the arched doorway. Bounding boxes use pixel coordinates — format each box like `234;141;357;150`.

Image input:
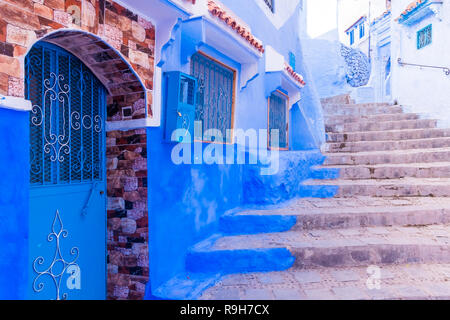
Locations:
26;41;107;300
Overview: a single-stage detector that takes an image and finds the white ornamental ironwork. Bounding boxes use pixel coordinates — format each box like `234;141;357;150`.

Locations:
32;210;80;300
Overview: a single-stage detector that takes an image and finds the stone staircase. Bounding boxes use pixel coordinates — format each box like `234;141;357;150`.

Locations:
191;95;450;300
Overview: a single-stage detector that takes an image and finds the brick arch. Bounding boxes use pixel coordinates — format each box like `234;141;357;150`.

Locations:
34;30;148;121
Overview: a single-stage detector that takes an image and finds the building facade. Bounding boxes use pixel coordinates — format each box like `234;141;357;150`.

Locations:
0;0;331;300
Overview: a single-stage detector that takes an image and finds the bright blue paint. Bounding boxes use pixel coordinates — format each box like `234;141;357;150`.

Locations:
144;0;334;298
186;247;294;275
26;43;107;300
0;108;29;300
220;214;297;235
417;24;432;49
310;167;341;180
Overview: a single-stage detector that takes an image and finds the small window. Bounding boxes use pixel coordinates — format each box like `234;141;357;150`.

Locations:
264;0;274;12
417;24;432;49
289;52;296;72
359;24;365;39
191;52;235;143
349;30;355;45
268;91;289;150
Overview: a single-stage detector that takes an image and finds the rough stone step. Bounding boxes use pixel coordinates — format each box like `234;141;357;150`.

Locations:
233;197;450;231
324;147;450;166
199;264;450;300
326;119;437;134
324;137;450;153
323;105;402;117
304;178;450;197
321;94;353;105
323;162;450;179
325;113;420;126
202;225;450;271
327;128;450;143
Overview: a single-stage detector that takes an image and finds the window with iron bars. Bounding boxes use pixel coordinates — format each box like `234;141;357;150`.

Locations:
264;0;274;12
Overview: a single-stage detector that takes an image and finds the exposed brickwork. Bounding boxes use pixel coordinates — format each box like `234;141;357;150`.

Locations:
106;129;148;300
0;0;155;121
0;0;154;300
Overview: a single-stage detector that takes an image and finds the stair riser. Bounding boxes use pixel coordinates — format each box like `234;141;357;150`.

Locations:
325;114;419;126
323;106;402;117
325;151;450;166
292;245;450;269
186;248;294;274
321;95;353;105
326;120;437;134
325;138;450;153
327;129;450;143
337;166;450;179
293;209;450;231
333;185;450;197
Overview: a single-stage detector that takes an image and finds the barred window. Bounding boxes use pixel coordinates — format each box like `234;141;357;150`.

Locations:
417;24;432;50
191;52;235;143
268;91;289;150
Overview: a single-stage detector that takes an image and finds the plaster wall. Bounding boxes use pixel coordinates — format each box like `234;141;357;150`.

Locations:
391;0;450;127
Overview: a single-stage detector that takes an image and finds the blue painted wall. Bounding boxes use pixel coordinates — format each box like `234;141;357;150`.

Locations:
147;0;333;296
0;108;29;299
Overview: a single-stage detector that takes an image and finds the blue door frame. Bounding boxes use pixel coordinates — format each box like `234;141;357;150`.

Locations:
26;42;107;300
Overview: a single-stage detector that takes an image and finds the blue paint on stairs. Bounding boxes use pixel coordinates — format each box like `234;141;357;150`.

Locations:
220;214;297;235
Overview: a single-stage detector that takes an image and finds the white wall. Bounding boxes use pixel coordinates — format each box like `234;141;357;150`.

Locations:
391;0;450;127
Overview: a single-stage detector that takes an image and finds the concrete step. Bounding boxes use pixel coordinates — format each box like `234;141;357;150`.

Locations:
325;113;420;126
324;137;450;153
326;119;437;134
304;178;450;197
327;128;450;143
324;147;450;166
321;94;353;105
232;197;450;231
323;104;402;117
324;162;450;179
197;225;450;272
200;264;450;300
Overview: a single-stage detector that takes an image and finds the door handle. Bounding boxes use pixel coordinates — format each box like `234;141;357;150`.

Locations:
82;182;98;216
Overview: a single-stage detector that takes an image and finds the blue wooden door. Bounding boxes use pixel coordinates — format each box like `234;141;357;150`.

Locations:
26;43;107;300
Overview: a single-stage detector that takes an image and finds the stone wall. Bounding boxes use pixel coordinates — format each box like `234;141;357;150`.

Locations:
106;129;148;300
0;0;155;300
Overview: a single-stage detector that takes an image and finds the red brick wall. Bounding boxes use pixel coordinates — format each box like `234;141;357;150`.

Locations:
0;0;154;300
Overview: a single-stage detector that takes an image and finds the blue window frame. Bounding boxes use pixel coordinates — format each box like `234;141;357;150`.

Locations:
268;90;289;150
191;52;235;143
359;24;365;38
349;30;355;45
417;24;432;49
289;52;296;72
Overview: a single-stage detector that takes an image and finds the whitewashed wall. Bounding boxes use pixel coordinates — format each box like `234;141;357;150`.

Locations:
391;0;450;127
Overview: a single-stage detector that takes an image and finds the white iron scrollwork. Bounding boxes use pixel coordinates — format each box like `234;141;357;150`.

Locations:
32;210;80;300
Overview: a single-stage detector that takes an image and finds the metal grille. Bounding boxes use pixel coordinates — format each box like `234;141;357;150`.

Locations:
268;92;288;149
26;43;106;186
191;53;234;142
417;24;432;50
264;0;274;12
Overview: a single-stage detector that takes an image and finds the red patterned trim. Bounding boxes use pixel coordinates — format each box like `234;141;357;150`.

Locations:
207;0;265;53
285;63;306;87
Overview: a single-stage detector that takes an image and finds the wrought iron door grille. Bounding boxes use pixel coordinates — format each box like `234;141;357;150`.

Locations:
268;91;288;150
26;43;106;186
191;53;235;142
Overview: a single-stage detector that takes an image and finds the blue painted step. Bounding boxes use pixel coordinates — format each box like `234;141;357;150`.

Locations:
186;236;295;275
299;184;339;198
310;167;340;180
220;214;297;235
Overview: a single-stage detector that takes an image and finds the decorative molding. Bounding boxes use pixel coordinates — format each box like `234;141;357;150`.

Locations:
0;95;32;112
